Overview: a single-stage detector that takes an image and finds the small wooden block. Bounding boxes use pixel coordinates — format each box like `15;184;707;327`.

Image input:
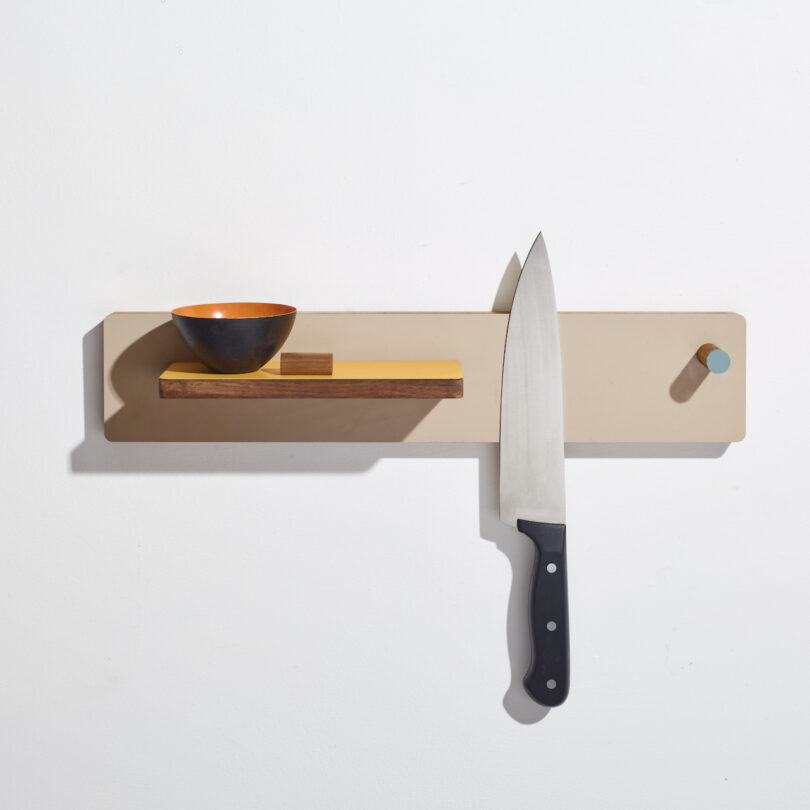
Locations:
280;352;333;375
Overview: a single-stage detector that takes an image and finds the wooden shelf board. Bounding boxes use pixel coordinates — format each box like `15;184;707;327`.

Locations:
159;360;463;399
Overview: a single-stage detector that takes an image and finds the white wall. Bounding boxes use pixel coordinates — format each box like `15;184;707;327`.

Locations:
2;2;809;808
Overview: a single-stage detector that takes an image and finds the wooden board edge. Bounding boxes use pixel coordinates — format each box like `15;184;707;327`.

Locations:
158;377;464;400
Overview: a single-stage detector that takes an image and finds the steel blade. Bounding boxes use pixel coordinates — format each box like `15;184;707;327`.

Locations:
499;232;566;526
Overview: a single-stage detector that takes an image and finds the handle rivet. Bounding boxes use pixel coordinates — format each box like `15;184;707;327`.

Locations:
697;343;731;374
546;679;557;689
546;562;557;573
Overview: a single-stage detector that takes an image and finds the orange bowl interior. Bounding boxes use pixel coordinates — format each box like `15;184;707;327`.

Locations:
172;302;296;319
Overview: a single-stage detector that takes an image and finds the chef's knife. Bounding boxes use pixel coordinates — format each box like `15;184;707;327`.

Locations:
499;232;569;707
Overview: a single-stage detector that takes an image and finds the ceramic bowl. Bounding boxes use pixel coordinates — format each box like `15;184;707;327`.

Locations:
171;302;297;373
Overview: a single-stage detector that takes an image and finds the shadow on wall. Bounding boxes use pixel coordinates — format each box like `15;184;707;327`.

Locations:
68;252;728;722
100;320;442;444
68;322;550;722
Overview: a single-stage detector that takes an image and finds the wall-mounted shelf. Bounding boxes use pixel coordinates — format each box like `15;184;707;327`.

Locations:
159;360;463;399
103;311;745;443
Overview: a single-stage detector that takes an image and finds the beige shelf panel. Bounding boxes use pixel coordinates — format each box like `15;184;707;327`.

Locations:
103;311;745;443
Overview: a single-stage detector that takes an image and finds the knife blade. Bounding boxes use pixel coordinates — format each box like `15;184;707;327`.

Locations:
499;231;569;707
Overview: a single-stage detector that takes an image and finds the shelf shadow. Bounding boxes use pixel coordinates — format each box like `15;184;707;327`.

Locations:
67;323;548;721
100;322;442;444
565;442;730;459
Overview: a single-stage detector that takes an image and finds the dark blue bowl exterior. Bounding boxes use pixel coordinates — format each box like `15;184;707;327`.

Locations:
172;311;296;373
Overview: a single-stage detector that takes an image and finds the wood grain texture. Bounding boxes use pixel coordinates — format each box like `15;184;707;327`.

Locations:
697;343;720;367
159;360;463;399
280;352;333;375
160;377;462;399
159;360;463;398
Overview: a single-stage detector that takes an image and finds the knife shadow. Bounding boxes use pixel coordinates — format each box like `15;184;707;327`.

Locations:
477;443;552;724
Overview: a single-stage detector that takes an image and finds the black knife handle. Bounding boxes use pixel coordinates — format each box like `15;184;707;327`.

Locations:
517;520;569;707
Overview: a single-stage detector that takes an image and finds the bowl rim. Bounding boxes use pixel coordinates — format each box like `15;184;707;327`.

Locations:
172;302;297;319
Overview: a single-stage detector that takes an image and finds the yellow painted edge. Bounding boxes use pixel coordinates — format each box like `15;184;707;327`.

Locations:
160;360;463;381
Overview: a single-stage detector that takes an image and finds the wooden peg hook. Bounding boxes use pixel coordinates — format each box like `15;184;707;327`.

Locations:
697;343;731;374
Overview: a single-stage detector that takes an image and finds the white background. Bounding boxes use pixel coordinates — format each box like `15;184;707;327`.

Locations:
2;1;809;808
